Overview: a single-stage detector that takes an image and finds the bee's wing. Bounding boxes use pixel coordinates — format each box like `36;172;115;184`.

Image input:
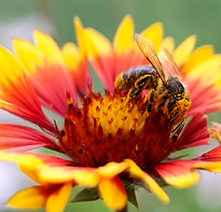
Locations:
159;47;180;77
135;33;166;85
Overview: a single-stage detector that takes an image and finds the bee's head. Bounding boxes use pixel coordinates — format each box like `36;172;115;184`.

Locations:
167;97;191;121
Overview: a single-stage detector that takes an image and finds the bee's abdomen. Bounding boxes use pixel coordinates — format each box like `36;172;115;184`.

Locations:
114;66;154;90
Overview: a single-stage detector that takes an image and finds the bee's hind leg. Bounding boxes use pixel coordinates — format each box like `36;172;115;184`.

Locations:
127;87;142;99
135;74;151;89
144;89;155;114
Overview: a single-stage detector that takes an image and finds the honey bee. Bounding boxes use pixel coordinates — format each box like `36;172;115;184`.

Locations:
114;33;191;128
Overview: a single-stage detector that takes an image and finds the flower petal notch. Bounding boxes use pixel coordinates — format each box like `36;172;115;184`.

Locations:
0;15;221;212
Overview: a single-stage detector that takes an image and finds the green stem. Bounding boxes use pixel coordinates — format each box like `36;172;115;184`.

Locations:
116;204;128;212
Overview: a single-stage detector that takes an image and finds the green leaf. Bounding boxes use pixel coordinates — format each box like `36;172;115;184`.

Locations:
71;188;99;203
126;186;138;209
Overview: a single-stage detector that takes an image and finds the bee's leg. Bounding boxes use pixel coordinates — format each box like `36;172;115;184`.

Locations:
135;74;152;89
128;88;142;99
147;89;155;114
170;121;184;141
157;101;166;112
172;120;184;133
167;112;178;130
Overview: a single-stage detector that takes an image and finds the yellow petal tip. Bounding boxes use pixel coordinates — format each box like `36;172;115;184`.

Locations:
73;16;83;28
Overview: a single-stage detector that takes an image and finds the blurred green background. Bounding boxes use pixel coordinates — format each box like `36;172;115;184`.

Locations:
1;0;221;212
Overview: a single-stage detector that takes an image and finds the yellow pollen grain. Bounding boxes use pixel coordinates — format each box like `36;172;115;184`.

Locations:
88;93;147;135
135;144;138;151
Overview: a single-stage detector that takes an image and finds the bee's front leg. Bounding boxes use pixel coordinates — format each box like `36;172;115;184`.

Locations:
172;120;184;133
167;112;178;130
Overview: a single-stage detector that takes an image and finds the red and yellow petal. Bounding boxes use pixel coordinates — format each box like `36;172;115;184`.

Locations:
183;46;221;82
62;42;80;70
182;45;214;74
173;35;196;67
173;38;221;116
175;114;209;150
92;160;169;209
84;28;112;62
0;151;71;184
8;186;48;209
191;55;221;84
39;166;99;187
96;162;128;209
84;26;115;91
193;162;221;173
129;22;163;70
193;145;221;172
97;162;128;178
0;152;47;184
34;30;63;64
186;76;221;116
157;145;221;188
0;124;60;152
0;151;100;188
46;182;72;212
156;161;200;188
1;152;77;212
162;36;175;52
62;17;90;95
98;176;127;210
113;15;134;55
61;42;89;95
2;153;129;211
125;159;170;204
8;183;72;212
140;22;163;54
0;47;55;132
84;16;164;92
195;145;221;162
13;33;78;117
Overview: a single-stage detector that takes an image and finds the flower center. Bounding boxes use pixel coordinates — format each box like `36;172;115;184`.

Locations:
59;91;178;172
